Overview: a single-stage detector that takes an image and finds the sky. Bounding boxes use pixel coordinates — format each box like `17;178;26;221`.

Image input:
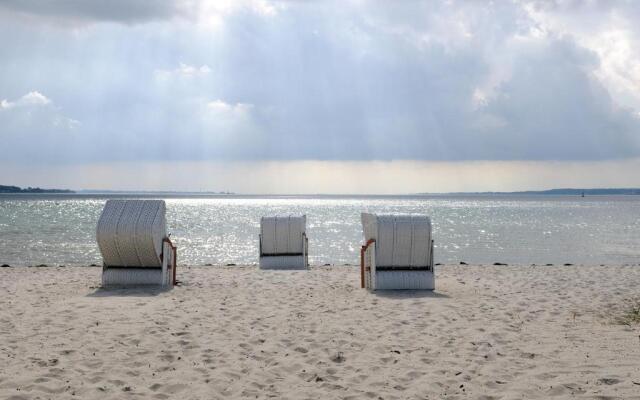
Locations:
0;0;639;193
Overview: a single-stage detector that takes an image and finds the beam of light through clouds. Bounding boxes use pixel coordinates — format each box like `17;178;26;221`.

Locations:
0;0;639;192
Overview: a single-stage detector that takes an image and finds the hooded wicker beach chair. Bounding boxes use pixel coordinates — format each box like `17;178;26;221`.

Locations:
259;215;308;269
360;213;434;290
97;199;177;287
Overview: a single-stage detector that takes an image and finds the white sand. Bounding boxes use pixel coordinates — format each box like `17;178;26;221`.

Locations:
1;264;640;399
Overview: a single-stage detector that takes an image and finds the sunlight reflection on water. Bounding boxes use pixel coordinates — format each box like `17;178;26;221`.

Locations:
1;195;639;266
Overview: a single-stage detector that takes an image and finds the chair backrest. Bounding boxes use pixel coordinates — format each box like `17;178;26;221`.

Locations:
97;200;167;267
260;215;306;255
361;213;431;267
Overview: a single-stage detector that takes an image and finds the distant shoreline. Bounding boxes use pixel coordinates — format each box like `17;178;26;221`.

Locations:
81;188;640;196
2;186;640;196
0;185;74;194
429;188;640;195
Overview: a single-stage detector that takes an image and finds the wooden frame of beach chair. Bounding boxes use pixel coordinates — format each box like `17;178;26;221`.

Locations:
360;213;435;290
259;215;309;269
97;199;178;287
361;238;375;288
162;237;178;286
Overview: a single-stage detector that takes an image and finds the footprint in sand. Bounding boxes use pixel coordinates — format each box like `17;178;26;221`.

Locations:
149;383;163;391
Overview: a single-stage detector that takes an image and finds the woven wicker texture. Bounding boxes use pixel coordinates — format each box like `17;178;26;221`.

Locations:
361;213;431;268
260;215;306;255
96;200;166;267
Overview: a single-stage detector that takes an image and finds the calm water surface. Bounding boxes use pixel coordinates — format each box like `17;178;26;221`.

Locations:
1;194;639;266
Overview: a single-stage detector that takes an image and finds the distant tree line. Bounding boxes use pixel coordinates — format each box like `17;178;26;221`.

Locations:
514;188;640;195
0;185;74;193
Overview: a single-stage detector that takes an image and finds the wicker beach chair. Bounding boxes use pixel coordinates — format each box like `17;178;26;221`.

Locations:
259;215;308;269
97;200;177;287
360;213;434;290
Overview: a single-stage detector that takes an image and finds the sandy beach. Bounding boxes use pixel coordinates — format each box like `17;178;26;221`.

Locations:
1;264;640;399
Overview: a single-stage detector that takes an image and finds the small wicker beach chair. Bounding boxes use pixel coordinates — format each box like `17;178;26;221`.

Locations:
360;213;434;290
259;215;308;269
97;200;177;287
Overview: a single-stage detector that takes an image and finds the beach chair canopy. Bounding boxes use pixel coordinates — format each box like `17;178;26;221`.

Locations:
260;216;306;255
361;213;432;268
97;200;167;268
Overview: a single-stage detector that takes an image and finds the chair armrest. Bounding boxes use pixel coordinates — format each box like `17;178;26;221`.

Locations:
430;239;434;271
303;233;309;267
163;237;177;285
163;236;176;252
360;239;376;288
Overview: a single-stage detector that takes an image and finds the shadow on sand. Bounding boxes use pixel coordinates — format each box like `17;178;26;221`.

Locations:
86;286;172;298
373;290;449;299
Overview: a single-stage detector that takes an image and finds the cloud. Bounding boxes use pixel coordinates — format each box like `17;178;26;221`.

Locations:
0;0;187;24
0;91;80;162
154;63;212;80
207;99;253;114
0;0;639;168
0;91;51;109
0;0;283;25
468;36;640;160
521;1;640;111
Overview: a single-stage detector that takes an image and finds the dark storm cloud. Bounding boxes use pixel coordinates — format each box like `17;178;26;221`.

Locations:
0;0;185;24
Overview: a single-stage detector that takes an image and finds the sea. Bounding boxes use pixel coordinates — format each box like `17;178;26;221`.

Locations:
1;194;639;267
